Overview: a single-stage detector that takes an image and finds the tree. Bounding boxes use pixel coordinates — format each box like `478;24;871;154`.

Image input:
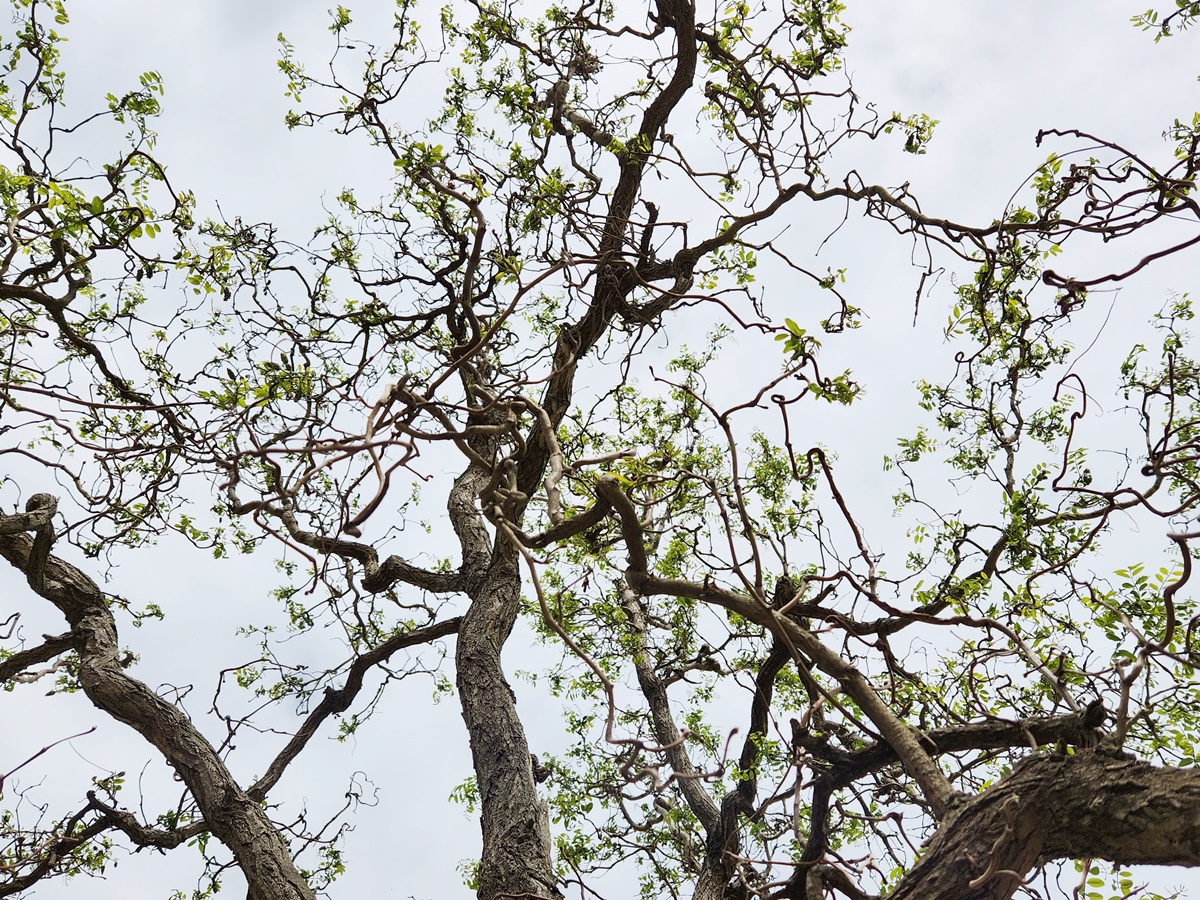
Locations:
2;0;1200;898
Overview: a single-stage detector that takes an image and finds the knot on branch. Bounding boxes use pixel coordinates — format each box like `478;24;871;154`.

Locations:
19;493;59;593
1;492;58;536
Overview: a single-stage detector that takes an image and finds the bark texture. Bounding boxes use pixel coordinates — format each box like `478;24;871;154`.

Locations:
457;550;560;900
0;497;316;900
891;752;1200;900
449;2;699;894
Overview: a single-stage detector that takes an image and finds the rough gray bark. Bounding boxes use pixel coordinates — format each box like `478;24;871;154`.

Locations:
890;752;1200;900
449;431;560;900
0;496;316;900
457;549;560;900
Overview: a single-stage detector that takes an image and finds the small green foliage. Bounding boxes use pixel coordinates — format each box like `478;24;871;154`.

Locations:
776;317;822;360
328;5;353;32
450;776;480;814
885;111;939;154
5;2;1200;898
1132;1;1200;39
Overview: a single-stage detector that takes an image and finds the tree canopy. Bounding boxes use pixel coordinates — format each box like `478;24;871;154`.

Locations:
3;1;1200;899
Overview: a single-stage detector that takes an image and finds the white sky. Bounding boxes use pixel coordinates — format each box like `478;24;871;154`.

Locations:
2;2;1199;899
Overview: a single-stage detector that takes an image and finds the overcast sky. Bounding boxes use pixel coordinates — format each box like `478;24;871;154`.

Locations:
3;2;1199;898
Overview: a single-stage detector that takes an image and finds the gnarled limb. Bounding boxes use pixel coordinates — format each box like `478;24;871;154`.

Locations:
890;752;1200;900
0;631;72;683
0;499;316;900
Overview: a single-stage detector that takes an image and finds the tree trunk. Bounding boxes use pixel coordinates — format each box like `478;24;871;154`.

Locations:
457;548;560;900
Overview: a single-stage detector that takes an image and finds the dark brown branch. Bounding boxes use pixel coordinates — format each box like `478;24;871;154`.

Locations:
506;491;613;549
0;793;205;897
514;0;699;505
249;616;462;799
0;630;72;683
808;703;1107;793
227;498;461;595
0;813;112;897
594;475;960;819
85;791;207;848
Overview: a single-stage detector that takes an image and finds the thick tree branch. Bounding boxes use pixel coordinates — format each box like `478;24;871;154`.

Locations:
891;752;1200;900
514;0;699;504
807;703;1107;792
0;630;72;683
0;501;317;900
